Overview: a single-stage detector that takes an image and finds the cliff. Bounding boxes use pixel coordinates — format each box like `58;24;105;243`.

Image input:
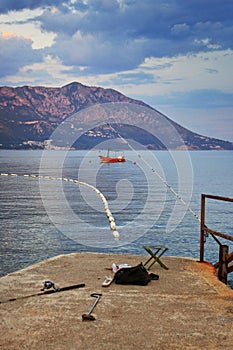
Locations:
0;82;232;150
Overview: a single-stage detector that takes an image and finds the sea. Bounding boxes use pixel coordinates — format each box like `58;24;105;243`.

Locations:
0;150;233;284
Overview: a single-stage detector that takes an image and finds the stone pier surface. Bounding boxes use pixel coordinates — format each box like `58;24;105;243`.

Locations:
0;253;233;350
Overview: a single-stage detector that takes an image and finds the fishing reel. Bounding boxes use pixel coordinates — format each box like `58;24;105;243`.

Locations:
41;280;59;291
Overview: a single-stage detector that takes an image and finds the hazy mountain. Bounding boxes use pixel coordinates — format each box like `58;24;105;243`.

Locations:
0;82;232;150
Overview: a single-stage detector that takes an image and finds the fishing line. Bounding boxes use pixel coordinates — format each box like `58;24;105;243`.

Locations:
106;122;201;223
0;173;119;239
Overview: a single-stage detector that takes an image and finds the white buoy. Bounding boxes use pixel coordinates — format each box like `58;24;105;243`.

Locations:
103;200;108;207
108;215;114;222
3;172;120;241
110;221;116;231
106;209;111;217
112;230;120;239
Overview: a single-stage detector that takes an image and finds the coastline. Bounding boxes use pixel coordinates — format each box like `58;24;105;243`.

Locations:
1;252;233;349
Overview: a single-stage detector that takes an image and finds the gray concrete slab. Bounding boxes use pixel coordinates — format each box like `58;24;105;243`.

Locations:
0;253;233;349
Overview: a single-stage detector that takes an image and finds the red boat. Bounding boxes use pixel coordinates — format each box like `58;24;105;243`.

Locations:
99;150;126;163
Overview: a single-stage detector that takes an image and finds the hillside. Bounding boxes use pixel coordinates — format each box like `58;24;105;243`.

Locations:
0;82;232;150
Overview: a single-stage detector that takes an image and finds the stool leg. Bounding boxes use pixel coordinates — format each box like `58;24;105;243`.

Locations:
143;246;169;270
144;248;161;270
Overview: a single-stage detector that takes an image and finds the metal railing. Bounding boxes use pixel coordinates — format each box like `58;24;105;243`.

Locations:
200;194;233;284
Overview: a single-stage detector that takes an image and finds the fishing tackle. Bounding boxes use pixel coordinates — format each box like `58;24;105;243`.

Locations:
0;282;85;304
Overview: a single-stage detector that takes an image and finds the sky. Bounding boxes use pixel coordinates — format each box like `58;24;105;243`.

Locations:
0;0;233;141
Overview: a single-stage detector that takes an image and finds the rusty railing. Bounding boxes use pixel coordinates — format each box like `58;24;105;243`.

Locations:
200;194;233;284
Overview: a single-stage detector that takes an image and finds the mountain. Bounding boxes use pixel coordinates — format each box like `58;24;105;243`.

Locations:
0;82;232;150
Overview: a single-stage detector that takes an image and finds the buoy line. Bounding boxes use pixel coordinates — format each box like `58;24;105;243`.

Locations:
0;172;120;240
106;122;201;223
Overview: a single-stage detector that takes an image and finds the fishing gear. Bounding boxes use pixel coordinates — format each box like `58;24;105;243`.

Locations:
41;280;59;291
82;293;102;321
0;281;85;304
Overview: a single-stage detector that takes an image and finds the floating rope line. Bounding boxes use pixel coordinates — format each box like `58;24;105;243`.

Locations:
107;122;201;223
0;172;119;239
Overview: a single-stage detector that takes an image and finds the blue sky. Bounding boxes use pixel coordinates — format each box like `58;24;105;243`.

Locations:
0;0;232;141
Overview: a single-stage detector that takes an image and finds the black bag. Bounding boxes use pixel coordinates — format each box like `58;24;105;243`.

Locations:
114;262;158;286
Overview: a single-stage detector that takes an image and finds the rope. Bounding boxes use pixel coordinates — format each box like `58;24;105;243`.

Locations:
0;172;119;239
107;122;201;223
1;123;201;237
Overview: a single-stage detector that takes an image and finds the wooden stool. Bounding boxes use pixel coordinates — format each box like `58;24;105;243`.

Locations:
143;245;169;270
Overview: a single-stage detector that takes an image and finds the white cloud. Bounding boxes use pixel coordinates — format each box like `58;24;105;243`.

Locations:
0;1;232;142
0;8;56;48
2;55;73;86
119;49;233;96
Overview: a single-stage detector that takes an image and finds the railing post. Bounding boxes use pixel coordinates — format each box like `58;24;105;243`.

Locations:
200;194;205;262
218;245;229;284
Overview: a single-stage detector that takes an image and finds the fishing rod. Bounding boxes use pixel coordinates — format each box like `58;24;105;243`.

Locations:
0;281;85;304
106;122;201;223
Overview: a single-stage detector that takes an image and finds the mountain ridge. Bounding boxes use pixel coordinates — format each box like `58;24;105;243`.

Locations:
0;82;232;150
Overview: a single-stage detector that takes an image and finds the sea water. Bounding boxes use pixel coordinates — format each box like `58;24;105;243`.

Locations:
0;150;232;281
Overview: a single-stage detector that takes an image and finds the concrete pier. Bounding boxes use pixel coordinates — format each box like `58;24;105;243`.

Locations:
0;253;233;349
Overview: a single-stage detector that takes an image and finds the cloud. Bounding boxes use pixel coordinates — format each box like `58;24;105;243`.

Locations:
1;55;76;87
1;0;233;77
0;32;42;78
31;0;232;75
132;50;233;95
110;71;156;85
0;1;232;141
150;89;233;109
0;0;64;14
